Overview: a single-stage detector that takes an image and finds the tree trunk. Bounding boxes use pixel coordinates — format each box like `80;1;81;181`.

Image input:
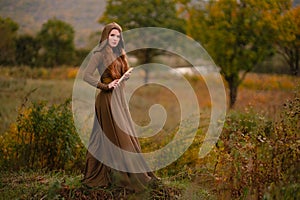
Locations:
229;84;238;108
143;49;152;84
144;67;149;84
292;48;299;76
226;75;239;108
282;47;299;76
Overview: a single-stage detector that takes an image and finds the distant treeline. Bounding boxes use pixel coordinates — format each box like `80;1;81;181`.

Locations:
0;17;90;68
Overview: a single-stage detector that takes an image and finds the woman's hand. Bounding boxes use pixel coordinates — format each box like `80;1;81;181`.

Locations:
108;79;119;89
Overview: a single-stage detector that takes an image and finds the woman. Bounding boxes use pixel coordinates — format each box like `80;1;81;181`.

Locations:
82;22;158;192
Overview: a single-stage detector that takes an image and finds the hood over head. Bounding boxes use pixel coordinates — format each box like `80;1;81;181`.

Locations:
92;22;127;74
95;22;125;53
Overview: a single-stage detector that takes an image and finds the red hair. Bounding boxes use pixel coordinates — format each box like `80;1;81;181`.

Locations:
108;55;129;79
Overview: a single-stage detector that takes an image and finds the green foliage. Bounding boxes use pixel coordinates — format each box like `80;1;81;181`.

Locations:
100;0;186;33
0;98;85;171
0;17;19;65
37;18;75;67
215;95;300;199
188;0;292;107
0;17;86;68
276;6;300;76
16;34;40;67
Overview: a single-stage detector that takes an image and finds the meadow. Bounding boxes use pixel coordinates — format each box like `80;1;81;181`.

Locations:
0;66;297;134
0;66;299;199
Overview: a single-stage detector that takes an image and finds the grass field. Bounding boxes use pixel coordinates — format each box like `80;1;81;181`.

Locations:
0;67;298;134
0;66;299;199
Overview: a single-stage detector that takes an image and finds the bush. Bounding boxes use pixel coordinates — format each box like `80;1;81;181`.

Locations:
215;95;300;199
0;98;85;171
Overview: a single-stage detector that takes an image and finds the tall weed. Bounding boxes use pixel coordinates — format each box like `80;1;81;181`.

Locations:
215;95;300;199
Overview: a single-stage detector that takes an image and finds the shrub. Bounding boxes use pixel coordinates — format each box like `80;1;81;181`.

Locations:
215;95;300;199
0;98;85;171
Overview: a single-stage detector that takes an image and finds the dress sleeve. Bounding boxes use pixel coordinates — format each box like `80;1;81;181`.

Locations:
83;52;110;91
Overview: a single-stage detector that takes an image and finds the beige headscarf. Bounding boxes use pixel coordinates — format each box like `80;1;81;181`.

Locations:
93;22;128;80
99;22;124;49
93;22;126;69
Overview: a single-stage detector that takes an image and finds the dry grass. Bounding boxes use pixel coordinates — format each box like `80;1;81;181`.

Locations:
0;67;299;199
236;72;299;119
0;67;299;134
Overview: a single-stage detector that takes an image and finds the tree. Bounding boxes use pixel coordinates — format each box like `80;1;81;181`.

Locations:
37;18;75;67
16;34;40;67
0;17;19;65
187;0;290;107
99;0;185;32
99;0;186;83
276;6;300;76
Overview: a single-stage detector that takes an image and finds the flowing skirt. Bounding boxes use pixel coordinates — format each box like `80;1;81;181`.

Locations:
82;85;156;192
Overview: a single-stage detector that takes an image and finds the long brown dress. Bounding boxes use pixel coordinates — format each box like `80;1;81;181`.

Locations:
82;24;156;192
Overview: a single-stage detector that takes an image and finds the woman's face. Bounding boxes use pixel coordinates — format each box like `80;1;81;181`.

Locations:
108;29;121;48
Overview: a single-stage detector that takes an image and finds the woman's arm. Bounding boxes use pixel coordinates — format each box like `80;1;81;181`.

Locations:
83;52;110;91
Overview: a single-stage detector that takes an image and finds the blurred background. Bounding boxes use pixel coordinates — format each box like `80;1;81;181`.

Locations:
0;0;299;199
